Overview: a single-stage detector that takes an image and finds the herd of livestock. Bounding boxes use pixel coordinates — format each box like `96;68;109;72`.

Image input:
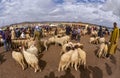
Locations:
0;25;110;73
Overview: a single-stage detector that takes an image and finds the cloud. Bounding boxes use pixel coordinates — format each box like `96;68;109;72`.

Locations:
0;0;120;27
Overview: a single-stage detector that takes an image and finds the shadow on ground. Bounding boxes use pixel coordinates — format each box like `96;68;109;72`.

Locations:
0;52;6;64
60;68;75;78
79;65;103;78
105;63;112;75
44;71;58;78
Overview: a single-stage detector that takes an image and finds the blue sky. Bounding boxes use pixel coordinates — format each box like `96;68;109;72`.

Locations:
0;0;120;27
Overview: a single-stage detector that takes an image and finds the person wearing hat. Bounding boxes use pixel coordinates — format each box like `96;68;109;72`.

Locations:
33;26;42;53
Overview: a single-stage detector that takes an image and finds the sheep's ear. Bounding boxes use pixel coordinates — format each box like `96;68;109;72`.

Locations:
74;45;78;49
79;46;84;49
57;36;61;38
66;46;71;51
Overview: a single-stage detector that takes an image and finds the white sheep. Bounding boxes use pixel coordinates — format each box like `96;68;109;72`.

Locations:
73;43;84;49
77;48;86;68
89;37;95;43
27;40;35;48
98;37;105;43
97;43;108;58
12;51;26;70
26;45;38;57
22;46;41;72
58;49;73;71
55;35;70;46
91;30;98;37
70;49;79;71
47;36;56;44
89;37;99;44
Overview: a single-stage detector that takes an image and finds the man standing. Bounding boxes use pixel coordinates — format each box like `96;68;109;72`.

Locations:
77;27;81;42
54;27;58;35
33;26;42;53
65;26;71;35
98;26;103;37
107;22;119;58
4;27;12;51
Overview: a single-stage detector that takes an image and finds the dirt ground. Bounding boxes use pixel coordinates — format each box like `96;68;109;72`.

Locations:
0;35;120;78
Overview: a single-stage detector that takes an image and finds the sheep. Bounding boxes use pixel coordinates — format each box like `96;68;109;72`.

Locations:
47;36;56;44
73;43;84;49
89;37;99;44
103;43;108;57
22;46;41;72
54;35;70;46
27;39;35;48
26;45;38;57
70;49;79;71
12;51;26;70
89;37;95;43
91;30;98;37
59;42;86;71
98;37;105;43
43;36;56;51
97;42;108;58
58;49;74;72
81;29;88;36
60;42;83;55
41;39;48;51
77;48;86;68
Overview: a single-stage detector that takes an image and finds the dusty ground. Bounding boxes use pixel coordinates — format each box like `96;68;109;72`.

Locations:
0;35;120;78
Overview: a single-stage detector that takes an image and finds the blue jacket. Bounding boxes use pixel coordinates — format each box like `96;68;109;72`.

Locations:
1;31;5;40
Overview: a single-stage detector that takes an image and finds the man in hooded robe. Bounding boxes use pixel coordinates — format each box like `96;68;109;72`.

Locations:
107;22;119;58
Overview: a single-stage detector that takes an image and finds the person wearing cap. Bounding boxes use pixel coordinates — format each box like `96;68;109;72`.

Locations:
107;22;119;58
33;26;42;53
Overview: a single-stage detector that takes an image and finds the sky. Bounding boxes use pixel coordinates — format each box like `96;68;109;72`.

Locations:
0;0;120;27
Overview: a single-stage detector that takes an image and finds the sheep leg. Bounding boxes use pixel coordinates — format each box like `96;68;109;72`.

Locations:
60;50;64;55
44;41;48;51
31;63;39;73
61;64;66;71
30;63;36;72
83;60;86;69
78;59;81;68
18;60;25;70
71;61;74;68
64;61;70;70
74;61;78;71
35;64;41;72
21;59;27;70
58;62;62;71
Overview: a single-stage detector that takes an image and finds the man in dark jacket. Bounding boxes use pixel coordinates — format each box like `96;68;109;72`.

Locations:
4;27;12;51
98;26;103;37
65;26;71;35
